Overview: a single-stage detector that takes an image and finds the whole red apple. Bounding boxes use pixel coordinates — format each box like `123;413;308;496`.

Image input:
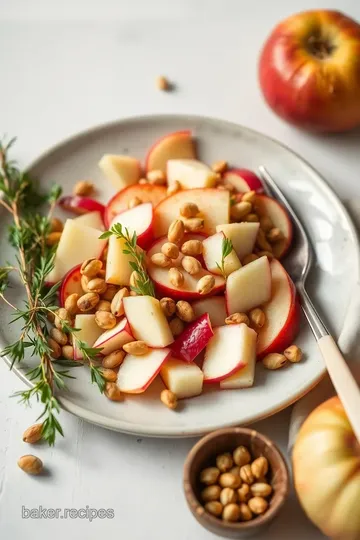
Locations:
259;10;360;132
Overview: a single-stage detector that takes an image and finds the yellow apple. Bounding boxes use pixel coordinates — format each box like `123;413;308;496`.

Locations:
293;396;360;539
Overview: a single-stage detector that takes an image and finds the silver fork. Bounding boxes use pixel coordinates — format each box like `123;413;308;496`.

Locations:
258;166;360;441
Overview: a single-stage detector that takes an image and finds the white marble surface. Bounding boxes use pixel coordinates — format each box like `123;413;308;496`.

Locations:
1;1;360;538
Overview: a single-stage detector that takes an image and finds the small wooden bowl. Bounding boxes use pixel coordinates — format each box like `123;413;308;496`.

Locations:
183;427;289;538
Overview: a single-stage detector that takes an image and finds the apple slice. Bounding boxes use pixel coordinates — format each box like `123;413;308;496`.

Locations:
202;232;241;277
257;259;300;357
203;323;255;383
154;188;230;237
123;296;174;348
98;155;141;191
170;314;213;363
109;202;153;249
145;130;196;173
105;235;142;286
254;195;293;258
117;348;171;394
160;357;204;399
73;314;104;360
167;159;217;189
147;235;225;300
59;196;105;216
192;297;227;327
93;317;134;356
104;184;166;228
216;223;259;261
223;169;264;193
73;211;104;230
226;256;271;315
220;325;257;389
59;264;83;307
46;220;107;284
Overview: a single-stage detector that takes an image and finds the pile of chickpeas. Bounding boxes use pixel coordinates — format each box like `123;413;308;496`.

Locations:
199;445;273;523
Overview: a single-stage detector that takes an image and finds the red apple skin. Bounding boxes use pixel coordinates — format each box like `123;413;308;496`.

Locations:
224;169;264;193
59;196;105;217
134;223;153;250
145;130;194;172
259;10;360;133
94;318;134;356
59;264;82;307
110;204;154;250
104;184;166;228
255;195;293;259
257;296;301;358
153;281;224;302
147;234;225;301
235;169;264;192
170;314;213;363
203;361;247;384
122;350;172;394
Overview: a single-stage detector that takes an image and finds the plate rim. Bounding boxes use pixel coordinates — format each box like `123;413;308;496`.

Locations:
2;113;359;437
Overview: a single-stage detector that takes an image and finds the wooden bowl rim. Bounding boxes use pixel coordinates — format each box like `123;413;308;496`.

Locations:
183;427;290;532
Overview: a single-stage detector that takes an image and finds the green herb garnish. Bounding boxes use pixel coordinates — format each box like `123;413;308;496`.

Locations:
100;223;155;297
216;237;234;279
0;137;105;445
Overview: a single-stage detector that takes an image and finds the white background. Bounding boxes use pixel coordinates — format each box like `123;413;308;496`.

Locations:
1;1;359;538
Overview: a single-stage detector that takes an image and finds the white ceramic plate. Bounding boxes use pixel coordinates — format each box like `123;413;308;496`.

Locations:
1;115;359;437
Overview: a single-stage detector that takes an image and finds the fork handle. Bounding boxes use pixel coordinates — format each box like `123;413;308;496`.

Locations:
318;336;360;440
299;285;360;442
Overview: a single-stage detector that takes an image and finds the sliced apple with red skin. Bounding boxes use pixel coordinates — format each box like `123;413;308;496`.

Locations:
117;348;171;394
203;323;255;383
226;256;271;315
192;297;227;327
154;188;230;237
58;196;105;217
220;325;257;389
160;357;204;399
257;259;300;357
73;314;104;360
73;210;104;230
93;317;134;356
216;223;259;261
145;130;196;173
202;232;241;276
109;202;153;249
167;159;217;189
170;314;213;363
46;219;107;284
254;195;293;258
59;264;82;307
104;184;166;228
123;296;174;348
98;154;141;191
147;235;225;300
223;169;264;193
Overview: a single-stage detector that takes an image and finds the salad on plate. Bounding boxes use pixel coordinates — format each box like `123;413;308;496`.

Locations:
52;129;302;406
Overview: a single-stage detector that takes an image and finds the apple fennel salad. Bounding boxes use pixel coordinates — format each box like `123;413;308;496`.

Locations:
0;131;303;445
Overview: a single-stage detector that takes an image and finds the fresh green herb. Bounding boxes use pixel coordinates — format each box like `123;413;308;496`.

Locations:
216;237;234;279
100;223;155;297
0;137;105;445
59;321;105;393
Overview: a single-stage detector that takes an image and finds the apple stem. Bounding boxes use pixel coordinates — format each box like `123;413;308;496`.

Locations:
307;35;334;59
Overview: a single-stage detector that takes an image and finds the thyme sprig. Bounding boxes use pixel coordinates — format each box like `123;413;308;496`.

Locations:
100;223;155;297
216;237;234;279
0;137;105;445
